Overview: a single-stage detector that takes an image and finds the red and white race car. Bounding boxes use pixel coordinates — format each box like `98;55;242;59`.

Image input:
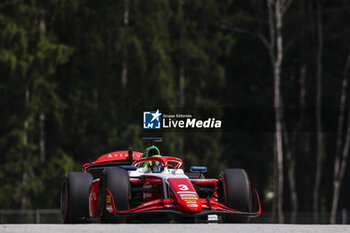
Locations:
61;142;261;223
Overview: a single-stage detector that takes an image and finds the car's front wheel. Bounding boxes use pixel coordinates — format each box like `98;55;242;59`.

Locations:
98;167;129;223
218;169;252;223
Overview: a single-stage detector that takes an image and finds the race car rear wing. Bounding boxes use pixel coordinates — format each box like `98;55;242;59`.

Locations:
82;150;143;173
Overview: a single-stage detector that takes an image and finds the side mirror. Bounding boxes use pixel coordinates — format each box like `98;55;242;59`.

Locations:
119;165;138;171
190;166;207;173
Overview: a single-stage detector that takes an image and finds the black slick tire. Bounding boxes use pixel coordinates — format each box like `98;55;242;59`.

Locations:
61;172;93;223
218;169;252;223
98;167;129;223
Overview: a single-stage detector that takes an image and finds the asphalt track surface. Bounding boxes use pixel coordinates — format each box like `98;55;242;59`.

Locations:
1;224;350;233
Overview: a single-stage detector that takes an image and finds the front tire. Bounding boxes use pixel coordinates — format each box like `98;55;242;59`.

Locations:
218;169;252;223
98;167;129;223
61;172;93;223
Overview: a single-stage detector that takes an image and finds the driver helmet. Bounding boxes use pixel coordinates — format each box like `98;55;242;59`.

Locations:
147;161;165;173
140;146;161;168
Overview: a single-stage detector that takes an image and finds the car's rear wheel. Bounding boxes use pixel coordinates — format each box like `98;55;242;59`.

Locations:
61;172;93;223
218;169;252;223
98;167;129;223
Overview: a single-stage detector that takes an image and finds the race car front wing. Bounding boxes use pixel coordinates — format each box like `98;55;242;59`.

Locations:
105;188;261;219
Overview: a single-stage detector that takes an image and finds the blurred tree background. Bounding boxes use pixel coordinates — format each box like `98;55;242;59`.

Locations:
0;0;349;223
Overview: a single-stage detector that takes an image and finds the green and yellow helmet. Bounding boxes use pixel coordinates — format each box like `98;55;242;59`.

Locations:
139;145;161;168
147;160;165;173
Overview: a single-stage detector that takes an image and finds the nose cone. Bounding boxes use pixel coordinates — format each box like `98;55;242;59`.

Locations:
167;178;202;212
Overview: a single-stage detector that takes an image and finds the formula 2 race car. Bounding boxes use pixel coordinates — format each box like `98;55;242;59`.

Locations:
60;140;261;223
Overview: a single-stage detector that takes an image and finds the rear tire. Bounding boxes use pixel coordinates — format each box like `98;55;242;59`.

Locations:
61;172;93;223
218;169;252;223
98;167;129;223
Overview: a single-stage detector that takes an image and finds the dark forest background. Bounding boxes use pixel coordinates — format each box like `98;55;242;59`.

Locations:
0;0;349;223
